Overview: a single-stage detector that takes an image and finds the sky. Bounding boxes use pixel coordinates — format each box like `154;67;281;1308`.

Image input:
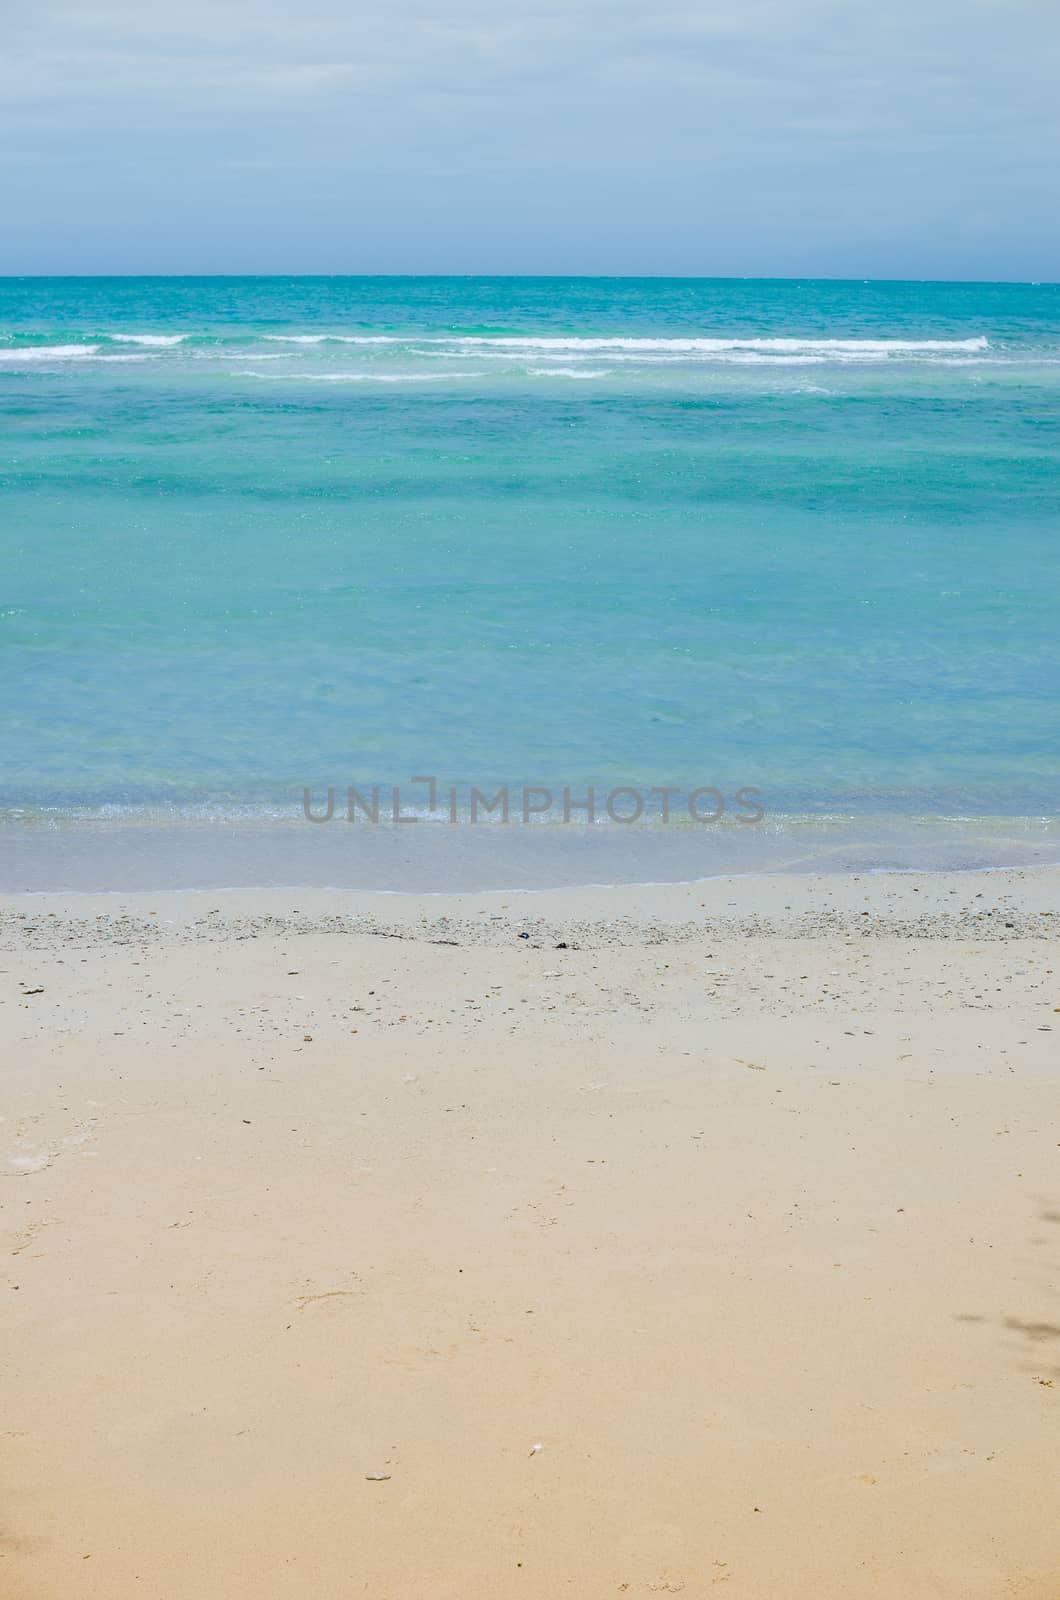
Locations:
2;0;1059;278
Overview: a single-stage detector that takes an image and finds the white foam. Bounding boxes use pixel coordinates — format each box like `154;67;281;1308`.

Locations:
529;367;612;378
465;348;830;367
444;335;991;354
712;353;832;365
0;344;101;360
263;334;398;344
523;350;831;366
110;333;187;346
257;332;990;357
232;331;998;370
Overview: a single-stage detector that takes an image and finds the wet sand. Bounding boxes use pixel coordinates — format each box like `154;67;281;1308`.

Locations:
2;869;1059;1598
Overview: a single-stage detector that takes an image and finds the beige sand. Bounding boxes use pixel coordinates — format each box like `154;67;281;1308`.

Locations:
2;869;1058;1598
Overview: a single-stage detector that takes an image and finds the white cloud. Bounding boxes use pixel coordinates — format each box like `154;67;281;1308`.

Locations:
1;0;1057;273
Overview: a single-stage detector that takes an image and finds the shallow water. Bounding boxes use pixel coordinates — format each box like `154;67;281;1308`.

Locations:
2;277;1058;886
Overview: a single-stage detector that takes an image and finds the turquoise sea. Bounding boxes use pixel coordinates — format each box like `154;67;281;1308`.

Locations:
2;277;1058;888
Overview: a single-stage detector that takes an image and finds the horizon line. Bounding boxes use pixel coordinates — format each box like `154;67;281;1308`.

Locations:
1;272;1057;288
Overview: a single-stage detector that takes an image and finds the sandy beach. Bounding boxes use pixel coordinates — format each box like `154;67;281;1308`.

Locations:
2;867;1058;1599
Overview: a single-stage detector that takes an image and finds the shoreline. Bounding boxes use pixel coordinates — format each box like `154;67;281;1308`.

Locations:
3;863;1059;943
3;813;1060;896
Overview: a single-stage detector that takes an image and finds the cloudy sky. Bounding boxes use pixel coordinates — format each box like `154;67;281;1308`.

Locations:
3;0;1058;276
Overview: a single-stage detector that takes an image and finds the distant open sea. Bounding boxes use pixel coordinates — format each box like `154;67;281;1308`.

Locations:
2;276;1058;890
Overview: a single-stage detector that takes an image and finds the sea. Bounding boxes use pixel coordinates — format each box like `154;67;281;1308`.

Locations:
2;276;1058;890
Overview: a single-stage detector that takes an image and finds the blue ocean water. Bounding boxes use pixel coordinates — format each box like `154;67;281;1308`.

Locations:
2;277;1059;884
